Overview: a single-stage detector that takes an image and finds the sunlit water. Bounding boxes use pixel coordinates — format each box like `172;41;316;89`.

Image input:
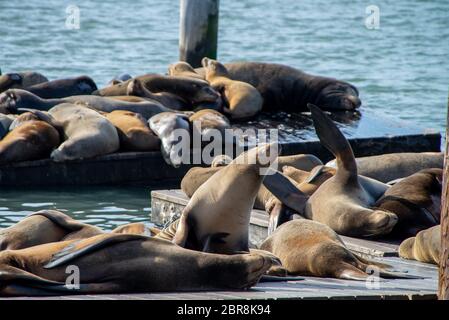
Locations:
0;0;448;227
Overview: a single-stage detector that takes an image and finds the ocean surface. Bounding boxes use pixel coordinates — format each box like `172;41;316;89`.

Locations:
0;0;448;228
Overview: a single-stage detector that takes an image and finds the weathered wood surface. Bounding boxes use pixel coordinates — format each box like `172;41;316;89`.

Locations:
1;257;437;300
439;97;449;300
179;0;220;67
151;189;399;257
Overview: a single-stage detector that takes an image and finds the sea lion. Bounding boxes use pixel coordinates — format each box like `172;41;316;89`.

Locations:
260;219;415;280
0;89;170;119
0;112;60;165
327;152;444;183
189;109;231;146
0;71;48;93
108;73;132;86
168;61;205;80
49;103;120;161
374;168;442;239
277;154;322;171
0;210;103;251
0;114;16;139
110;222;160;237
105;110;159;151
149;111;191;167
197;62;361;112
93;74;220;107
399;225;441;265
107;95;150;103
0;233;272;296
304;104;398;237
211;154;233;167
24;76;98;99
202;58;263;119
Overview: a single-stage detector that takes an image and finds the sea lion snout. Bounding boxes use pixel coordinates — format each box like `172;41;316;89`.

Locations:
317;83;361;110
366;210;398;235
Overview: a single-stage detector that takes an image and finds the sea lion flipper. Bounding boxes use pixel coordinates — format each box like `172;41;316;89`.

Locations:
268;202;295;235
172;214;190;248
308;103;357;177
263;171;308;214
305;165;326;183
44;233;147;269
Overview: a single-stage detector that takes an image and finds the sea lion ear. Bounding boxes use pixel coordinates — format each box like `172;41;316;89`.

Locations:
305;165;326;184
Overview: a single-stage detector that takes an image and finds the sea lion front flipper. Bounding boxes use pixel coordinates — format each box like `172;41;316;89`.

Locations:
308;103;357;178
44;233;148;269
263;171;308;215
267;202;296;235
172;213;190;248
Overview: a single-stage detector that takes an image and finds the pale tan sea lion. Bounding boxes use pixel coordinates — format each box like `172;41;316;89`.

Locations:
327;152;444;183
0;89;170;120
49;103;120;162
0;71;48;93
374;168;442;239
111;222;160;237
304;104;398;237
168;61;205;80
105;110;159;151
399;225;441;265
261;219;416;280
0;233;272;296
0;210;103;251
202;58;263;119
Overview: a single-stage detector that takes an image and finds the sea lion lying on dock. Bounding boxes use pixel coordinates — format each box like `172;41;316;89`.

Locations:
260;219;415;280
108;73;132;86
399;225;441;265
196;62;361;112
49;103;120;161
0;233;272;296
0;111;61;165
168;61;205;80
0;89;170;120
374;168;442;239
24;76;97;99
202;58;263;119
327;152;444;183
304;104;398;237
105;110;159;151
0;71;48;93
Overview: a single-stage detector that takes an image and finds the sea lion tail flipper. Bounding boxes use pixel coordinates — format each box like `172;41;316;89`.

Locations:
44;233;147;269
308;103;357;177
263;171;308;215
377;269;423;279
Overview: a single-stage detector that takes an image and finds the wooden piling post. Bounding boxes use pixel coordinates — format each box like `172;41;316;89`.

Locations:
439;96;449;300
179;0;219;68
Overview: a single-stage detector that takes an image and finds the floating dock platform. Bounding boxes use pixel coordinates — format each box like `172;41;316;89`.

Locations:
0;111;441;187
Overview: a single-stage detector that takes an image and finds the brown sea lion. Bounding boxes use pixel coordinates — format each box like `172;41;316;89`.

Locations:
105;110;159;151
24;76;97;99
196;62;361;111
374;168;442;239
0;233;272;296
168;61;205;80
189;108;231;145
0;210;103;251
0;112;60;165
327;152;444;183
0;89;170;120
260;219;416;280
0;71;48;93
202;58;263;119
399;225;441;265
304;104;398;237
49;103;120;162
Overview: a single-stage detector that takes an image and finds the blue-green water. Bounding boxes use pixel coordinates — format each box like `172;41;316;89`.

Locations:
0;0;448;228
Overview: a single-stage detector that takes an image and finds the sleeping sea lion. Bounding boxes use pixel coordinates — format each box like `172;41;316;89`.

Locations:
105;110;159;151
399;225;441;265
168;61;205;80
110;222;160;237
0;71;48;93
49;103;120;161
304;104;398;237
0;233;272;296
202;58;263;119
24;75;97;99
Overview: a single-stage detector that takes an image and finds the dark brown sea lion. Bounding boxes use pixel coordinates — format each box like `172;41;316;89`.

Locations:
261;219;416;280
374;168;442;239
0;210;103;251
202;58;263;119
0;89;170;119
0;233;272;296
0;112;60;165
24;76;97;99
0;71;48;93
327;152;444;183
105;110;160;151
399;225;441;265
304;104;398;237
196;62;361;111
168;61;205;80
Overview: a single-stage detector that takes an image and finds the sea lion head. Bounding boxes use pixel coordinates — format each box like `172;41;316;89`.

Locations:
0;89;42;114
185;79;220;105
0;73;23;92
168;61;196;75
202;57;230;79
316;81;361;111
360;209;398;237
211;154;233;167
75;76;98;94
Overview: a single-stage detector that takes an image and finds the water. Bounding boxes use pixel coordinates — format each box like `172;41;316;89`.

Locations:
0;0;448;228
